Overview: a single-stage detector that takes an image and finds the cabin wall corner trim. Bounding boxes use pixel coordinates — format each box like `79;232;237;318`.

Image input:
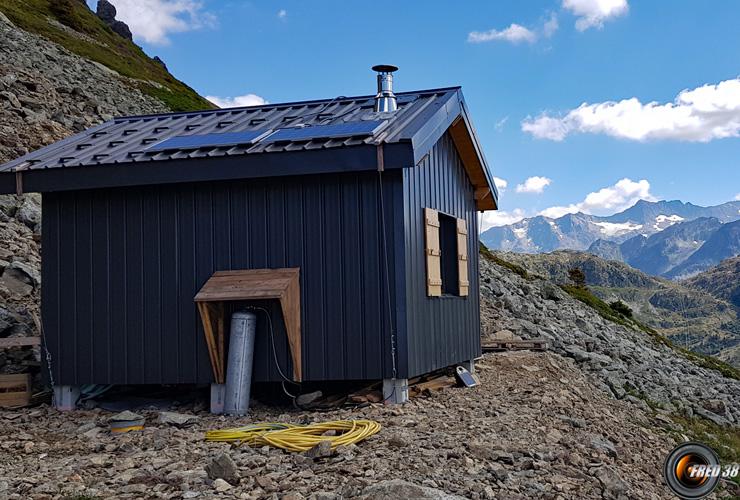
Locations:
402;132;482;378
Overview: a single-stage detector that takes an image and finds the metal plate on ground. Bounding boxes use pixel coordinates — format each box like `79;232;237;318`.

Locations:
455;365;478;387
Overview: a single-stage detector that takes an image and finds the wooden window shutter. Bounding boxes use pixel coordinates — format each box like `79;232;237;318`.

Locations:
457;218;469;296
424;208;442;296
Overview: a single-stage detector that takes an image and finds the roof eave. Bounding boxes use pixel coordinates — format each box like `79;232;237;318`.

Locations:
405;89;498;211
0;143;414;195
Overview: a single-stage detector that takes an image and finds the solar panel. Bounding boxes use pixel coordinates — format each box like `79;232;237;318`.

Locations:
147;130;267;152
263;120;385;143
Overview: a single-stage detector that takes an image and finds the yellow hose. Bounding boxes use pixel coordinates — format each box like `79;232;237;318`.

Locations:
205;420;381;452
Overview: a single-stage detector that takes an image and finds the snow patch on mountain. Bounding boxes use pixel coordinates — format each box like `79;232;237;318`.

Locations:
653;214;684;231
593;221;643;237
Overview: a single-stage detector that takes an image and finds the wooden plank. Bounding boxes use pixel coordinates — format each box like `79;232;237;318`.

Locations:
0;373;31;408
424;208;442;297
449;117;496;211
482;339;549;352
457;218;469;296
196;302;222;383
194;267;302;382
0;337;41;348
215;302;225;383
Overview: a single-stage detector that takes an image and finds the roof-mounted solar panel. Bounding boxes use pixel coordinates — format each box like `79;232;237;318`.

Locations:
264;120;386;143
147;130;267;152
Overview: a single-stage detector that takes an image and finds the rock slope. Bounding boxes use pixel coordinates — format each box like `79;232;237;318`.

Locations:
0;10;166;374
479;252;740;426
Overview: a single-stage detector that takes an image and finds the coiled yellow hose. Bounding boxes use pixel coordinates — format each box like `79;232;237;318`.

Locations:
205;419;381;452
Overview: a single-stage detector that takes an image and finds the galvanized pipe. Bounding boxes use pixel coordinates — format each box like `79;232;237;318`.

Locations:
372;64;398;113
224;311;257;416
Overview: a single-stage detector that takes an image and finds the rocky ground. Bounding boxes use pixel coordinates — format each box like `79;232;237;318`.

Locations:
479;253;740;426
0;10;166;375
0;349;721;500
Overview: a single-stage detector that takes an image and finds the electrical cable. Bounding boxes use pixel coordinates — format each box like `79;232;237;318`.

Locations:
377;169;398;403
245;306;298;386
205;419;381;452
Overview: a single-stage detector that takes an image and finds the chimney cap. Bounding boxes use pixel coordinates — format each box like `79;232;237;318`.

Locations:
372;64;398;73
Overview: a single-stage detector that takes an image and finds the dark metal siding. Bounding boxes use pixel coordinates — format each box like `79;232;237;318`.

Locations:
403;132;481;378
42;170;403;385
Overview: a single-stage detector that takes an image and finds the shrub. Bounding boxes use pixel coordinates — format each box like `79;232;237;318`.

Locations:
609;300;633;318
568;267;586;288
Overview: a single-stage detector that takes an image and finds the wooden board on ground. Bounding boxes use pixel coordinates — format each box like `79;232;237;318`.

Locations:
409;374;456;397
0;337;40;348
482;338;549;352
0;373;32;408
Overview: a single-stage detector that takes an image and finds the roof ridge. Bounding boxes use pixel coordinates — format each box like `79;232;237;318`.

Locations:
114;87;462;122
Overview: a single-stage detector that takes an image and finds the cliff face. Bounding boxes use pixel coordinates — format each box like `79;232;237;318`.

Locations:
0;9;173;374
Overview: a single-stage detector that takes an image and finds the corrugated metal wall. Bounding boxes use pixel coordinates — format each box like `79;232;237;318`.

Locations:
403;132;481;378
42;170;403;385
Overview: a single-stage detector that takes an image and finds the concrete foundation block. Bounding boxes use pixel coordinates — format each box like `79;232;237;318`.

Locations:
210;383;226;414
383;378;409;404
53;385;80;411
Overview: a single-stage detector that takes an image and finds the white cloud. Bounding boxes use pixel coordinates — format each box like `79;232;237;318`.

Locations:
543;13;559;38
539;178;655;218
481;209;527;230
522;77;740;142
494;116;509;131
562;0;628;31
111;0;216;45
277;9;287;19
493;176;508;192
735;193;740;201
516;176;552;194
206;94;268;108
468;24;537;44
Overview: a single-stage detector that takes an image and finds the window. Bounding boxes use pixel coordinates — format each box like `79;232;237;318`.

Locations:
439;213;459;296
424;208;469;297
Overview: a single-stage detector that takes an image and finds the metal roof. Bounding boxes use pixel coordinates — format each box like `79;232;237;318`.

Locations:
0;87;498;209
1;89;456;170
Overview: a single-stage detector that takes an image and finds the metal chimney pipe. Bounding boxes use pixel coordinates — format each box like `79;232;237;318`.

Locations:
372;64;398;113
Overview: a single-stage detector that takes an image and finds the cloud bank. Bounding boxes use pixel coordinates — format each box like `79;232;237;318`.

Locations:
522;77;740;142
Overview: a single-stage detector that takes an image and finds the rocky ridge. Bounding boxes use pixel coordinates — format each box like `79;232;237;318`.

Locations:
495;249;740;362
0;10;167;374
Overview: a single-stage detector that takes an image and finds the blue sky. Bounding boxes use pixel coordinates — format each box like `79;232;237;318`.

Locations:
95;0;739;228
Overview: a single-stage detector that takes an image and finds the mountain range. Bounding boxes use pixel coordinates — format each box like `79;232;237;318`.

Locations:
481;200;740;279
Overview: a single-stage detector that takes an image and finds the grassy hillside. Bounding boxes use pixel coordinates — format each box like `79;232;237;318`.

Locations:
498;250;740;361
685;255;740;309
0;0;214;112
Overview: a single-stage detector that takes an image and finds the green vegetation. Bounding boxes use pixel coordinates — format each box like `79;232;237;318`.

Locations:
609;300;633;318
676;346;740;380
561;284;740;380
479;243;531;280
567;267;586;288
0;0;213;112
668;415;740;488
560;284;656;334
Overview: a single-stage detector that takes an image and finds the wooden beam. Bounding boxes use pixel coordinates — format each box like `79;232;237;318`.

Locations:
449;118;497;211
194;268;302;382
196;302;222;383
0;337;40;348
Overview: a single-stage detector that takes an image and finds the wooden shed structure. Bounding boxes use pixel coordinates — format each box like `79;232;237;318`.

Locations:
0;78;498;406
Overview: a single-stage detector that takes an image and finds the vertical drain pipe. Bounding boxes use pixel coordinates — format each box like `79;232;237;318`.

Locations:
224;311;257;416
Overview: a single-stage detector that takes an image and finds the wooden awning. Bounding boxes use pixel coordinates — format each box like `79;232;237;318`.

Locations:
194;268;302;383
